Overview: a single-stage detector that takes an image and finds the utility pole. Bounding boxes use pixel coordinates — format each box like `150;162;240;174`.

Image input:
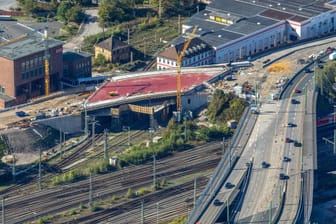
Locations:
222;137;225;156
104;129;108;159
84;104;88;135
178;15;181;34
226;198;229;223
12;153;15;182
269;200;272;224
128;126;131;146
193;177;197;208
141;200;144;224
127;27;130;45
92;117;96;148
2;197;5;224
143;37;146;59
39;144;41;191
158;0;162;18
156;202;159;224
184;116;187;142
334;130;336;155
89;169;93;209
153;155;156;191
32;129;43;191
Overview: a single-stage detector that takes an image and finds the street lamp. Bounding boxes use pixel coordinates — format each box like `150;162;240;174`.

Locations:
33;128;43;191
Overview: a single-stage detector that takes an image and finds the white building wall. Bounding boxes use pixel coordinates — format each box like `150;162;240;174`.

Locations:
299;10;336;40
215;22;286;63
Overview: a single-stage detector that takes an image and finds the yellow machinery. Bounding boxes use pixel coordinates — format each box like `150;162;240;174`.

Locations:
176;25;198;121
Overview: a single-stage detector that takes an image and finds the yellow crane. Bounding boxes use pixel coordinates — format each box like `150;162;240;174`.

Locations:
44;23;50;96
176;25;198;121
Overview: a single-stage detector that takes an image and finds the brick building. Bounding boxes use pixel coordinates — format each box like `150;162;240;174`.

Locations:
94;36;130;64
62;50;92;86
0;34;63;108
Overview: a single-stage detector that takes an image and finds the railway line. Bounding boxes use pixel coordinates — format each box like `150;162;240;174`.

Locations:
0;130;146;198
2;142;222;223
74;177;209;224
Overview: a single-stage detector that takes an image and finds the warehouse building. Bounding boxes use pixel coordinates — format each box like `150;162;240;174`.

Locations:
158;0;336;68
0;34;63;108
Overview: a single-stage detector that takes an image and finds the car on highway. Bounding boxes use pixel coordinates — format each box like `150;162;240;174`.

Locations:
213;199;222;206
294;141;302;147
305;68;312;73
263;59;271;64
285;137;292;143
294;89;301;93
286;122;296;127
283;156;291;162
261;161;270;168
225;182;235;189
279;173;287;180
291;99;300;104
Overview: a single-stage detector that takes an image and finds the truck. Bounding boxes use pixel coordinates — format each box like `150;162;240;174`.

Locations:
329;52;336;60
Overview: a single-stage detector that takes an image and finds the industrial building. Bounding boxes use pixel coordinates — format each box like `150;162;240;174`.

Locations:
62;50;92;87
0;34;63;108
158;0;336;67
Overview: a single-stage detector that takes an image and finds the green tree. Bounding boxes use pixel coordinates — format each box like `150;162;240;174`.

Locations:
66;4;85;23
57;1;72;22
95;54;106;66
21;0;37;16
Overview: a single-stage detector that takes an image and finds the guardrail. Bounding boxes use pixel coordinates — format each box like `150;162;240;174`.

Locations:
272;181;288;223
292;175;304;223
187;106;251;223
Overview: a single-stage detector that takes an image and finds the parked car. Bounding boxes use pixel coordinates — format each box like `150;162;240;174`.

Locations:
15;111;27;117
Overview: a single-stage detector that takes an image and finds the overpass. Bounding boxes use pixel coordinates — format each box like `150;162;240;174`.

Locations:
84;66;231;130
188;59;318;224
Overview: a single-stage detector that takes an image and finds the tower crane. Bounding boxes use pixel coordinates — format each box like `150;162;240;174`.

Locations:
176;25;198;122
43;20;50;96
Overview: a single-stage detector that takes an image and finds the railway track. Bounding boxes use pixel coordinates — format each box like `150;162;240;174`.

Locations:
73;177;209;224
0;131;145;198
3;142;222;223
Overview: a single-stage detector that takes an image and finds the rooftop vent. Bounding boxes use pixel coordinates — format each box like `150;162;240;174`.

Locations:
257;22;261;25
218;35;222;38
198;28;202;31
204;13;208;16
277;3;281;6
282;7;286;10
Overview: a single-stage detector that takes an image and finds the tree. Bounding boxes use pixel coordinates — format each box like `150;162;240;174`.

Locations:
95;54;106;66
66;4;85;23
20;0;37;16
57;1;72;22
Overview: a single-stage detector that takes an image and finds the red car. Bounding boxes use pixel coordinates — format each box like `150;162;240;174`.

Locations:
294;89;301;93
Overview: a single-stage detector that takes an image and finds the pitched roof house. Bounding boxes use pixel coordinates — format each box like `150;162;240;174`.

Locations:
94;36;130;64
